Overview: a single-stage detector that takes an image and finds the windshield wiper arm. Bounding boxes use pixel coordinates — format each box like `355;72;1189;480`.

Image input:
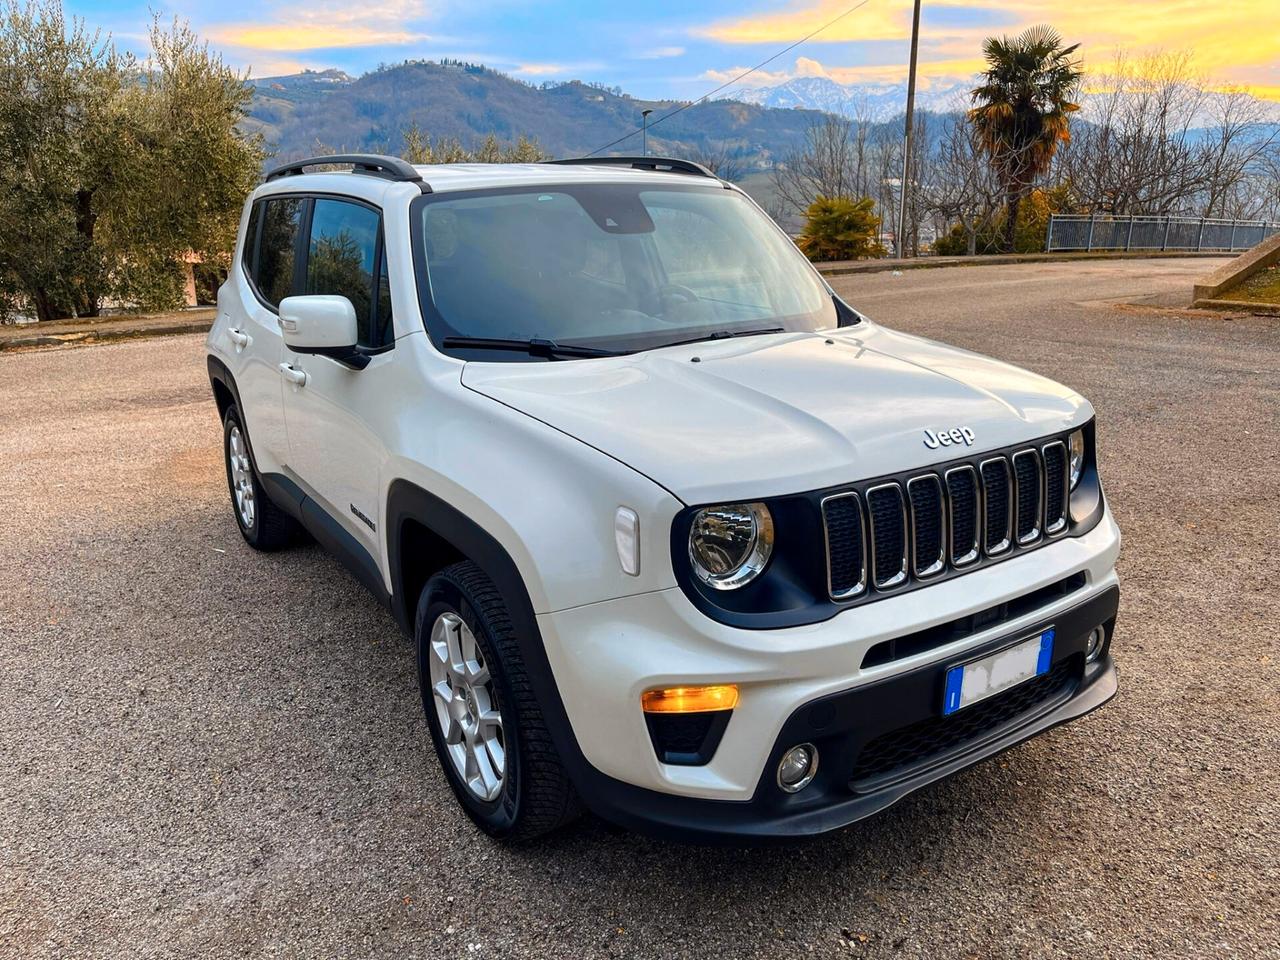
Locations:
653;327;786;351
440;336;621;359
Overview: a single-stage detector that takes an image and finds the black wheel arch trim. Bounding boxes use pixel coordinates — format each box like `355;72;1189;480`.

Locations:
207;355;241;418
384;479;614;804
208;356;263;484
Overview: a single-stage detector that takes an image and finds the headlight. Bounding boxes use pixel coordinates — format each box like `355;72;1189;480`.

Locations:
688;502;774;590
1068;429;1086;489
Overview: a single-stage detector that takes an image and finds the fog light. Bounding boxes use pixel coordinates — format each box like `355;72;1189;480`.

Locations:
777;743;819;793
1085;626;1105;662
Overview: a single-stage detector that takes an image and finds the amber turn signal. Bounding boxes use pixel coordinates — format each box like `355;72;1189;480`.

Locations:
641;684;739;714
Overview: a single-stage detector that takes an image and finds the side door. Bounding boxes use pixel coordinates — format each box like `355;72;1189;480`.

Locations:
280;196;395;560
221;196;306;470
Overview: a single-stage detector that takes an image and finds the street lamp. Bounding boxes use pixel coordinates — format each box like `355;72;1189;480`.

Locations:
641;109;654;157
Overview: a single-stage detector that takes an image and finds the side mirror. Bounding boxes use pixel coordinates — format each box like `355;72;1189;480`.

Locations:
279;295;365;367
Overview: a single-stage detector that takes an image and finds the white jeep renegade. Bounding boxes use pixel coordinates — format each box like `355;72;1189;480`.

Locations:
207;154;1120;843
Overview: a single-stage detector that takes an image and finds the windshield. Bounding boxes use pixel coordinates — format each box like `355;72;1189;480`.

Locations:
411;182;837;358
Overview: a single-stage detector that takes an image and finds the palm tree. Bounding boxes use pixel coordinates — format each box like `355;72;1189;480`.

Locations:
969;26;1082;253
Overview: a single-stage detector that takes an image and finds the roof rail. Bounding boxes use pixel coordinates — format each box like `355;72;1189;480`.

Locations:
264;154;430;191
543;156;721;181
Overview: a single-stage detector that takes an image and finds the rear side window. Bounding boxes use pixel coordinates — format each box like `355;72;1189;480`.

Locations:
241;202;261;275
305;198;388;348
255;198;304;307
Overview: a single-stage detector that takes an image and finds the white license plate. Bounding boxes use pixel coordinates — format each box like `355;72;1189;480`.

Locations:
942;628;1055;716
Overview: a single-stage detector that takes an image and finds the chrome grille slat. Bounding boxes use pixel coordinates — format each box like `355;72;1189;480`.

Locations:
820;433;1076;603
866;483;908;589
907;475;946;578
979;457;1013;556
1012;448;1043;546
944;465;980;567
821;492;867;600
1041;441;1069;535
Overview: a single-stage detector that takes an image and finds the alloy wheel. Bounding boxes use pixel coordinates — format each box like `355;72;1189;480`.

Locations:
227;425;255;530
428;611;506;801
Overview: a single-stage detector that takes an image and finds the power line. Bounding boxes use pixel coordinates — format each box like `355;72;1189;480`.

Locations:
583;0;876;157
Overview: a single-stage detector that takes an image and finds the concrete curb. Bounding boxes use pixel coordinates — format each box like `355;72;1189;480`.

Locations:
0;319;212;351
816;250;1232;277
1192;298;1280;316
1192;234;1280;301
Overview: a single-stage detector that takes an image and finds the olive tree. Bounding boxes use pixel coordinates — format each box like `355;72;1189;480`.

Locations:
0;1;262;321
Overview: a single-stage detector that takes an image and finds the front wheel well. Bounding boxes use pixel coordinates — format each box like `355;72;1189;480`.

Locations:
397;518;465;627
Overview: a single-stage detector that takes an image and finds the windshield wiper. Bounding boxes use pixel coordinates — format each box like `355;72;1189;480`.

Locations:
440;336;622;359
653;327;786;351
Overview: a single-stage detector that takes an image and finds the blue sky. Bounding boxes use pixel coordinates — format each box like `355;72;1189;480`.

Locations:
62;0;1280;100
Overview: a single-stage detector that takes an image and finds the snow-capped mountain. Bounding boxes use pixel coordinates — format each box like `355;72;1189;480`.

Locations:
732;76;971;119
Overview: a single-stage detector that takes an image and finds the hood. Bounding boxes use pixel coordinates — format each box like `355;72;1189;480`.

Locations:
461;324;1092;504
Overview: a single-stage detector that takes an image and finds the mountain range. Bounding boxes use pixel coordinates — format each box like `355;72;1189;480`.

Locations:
731;75;972;119
244;61;939;172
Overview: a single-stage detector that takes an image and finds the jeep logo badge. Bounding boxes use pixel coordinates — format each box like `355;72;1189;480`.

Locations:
924;426;975;449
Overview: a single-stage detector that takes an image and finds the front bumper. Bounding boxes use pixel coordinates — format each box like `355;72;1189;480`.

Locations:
568;590;1117;843
535;509;1122;842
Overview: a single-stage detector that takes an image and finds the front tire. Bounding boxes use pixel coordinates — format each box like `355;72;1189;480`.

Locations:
416;561;581;841
222;404;299;551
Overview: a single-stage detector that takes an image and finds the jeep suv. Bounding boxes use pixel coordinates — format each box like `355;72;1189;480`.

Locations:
206;154;1120;842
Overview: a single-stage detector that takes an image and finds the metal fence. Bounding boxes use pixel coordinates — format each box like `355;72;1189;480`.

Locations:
1046;214;1280;253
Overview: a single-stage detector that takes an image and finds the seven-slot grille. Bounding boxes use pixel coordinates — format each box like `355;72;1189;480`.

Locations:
823;438;1072;602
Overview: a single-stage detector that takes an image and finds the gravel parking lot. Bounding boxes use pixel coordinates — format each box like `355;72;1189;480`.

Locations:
2;257;1277;959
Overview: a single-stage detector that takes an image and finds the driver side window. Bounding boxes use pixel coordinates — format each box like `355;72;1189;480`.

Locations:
305;198;391;349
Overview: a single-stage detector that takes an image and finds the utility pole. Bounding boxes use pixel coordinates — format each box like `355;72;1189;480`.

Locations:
897;0;922;259
641;109;654;157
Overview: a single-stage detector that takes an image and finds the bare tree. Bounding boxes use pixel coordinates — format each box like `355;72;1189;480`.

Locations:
771;115;863;216
1052;51;1279;218
904;111;933;254
925;114;1006;255
685;142;745;182
871;121;901;249
1197;88;1279;218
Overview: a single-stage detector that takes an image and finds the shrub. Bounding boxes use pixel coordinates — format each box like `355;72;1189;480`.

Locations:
934;186;1071;256
797;196;886;262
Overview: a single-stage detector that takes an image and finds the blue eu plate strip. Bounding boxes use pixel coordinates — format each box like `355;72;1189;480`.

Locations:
1037;628;1055;676
942;664;965;716
943;628;1055;717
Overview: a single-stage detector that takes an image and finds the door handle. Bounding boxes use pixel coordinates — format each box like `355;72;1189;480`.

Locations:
278;362;308;387
228;327;251;351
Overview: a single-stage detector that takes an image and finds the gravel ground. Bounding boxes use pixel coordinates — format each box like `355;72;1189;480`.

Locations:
2;257;1277;959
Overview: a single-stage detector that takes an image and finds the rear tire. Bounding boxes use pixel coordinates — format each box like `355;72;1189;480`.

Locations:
416;561;581;841
222;404;299;551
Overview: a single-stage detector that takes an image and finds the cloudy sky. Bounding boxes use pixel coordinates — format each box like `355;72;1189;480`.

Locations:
66;0;1280;100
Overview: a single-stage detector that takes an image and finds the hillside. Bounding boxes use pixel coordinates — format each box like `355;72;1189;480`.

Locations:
246;61;840;170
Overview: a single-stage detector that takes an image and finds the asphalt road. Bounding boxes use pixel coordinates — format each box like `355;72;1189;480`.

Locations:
2;257;1277;959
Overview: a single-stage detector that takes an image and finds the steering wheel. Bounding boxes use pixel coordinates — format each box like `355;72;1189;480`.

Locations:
660;284;700;305
655;284;700;322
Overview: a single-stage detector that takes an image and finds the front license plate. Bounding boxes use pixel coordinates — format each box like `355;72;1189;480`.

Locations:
942;628;1055;716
